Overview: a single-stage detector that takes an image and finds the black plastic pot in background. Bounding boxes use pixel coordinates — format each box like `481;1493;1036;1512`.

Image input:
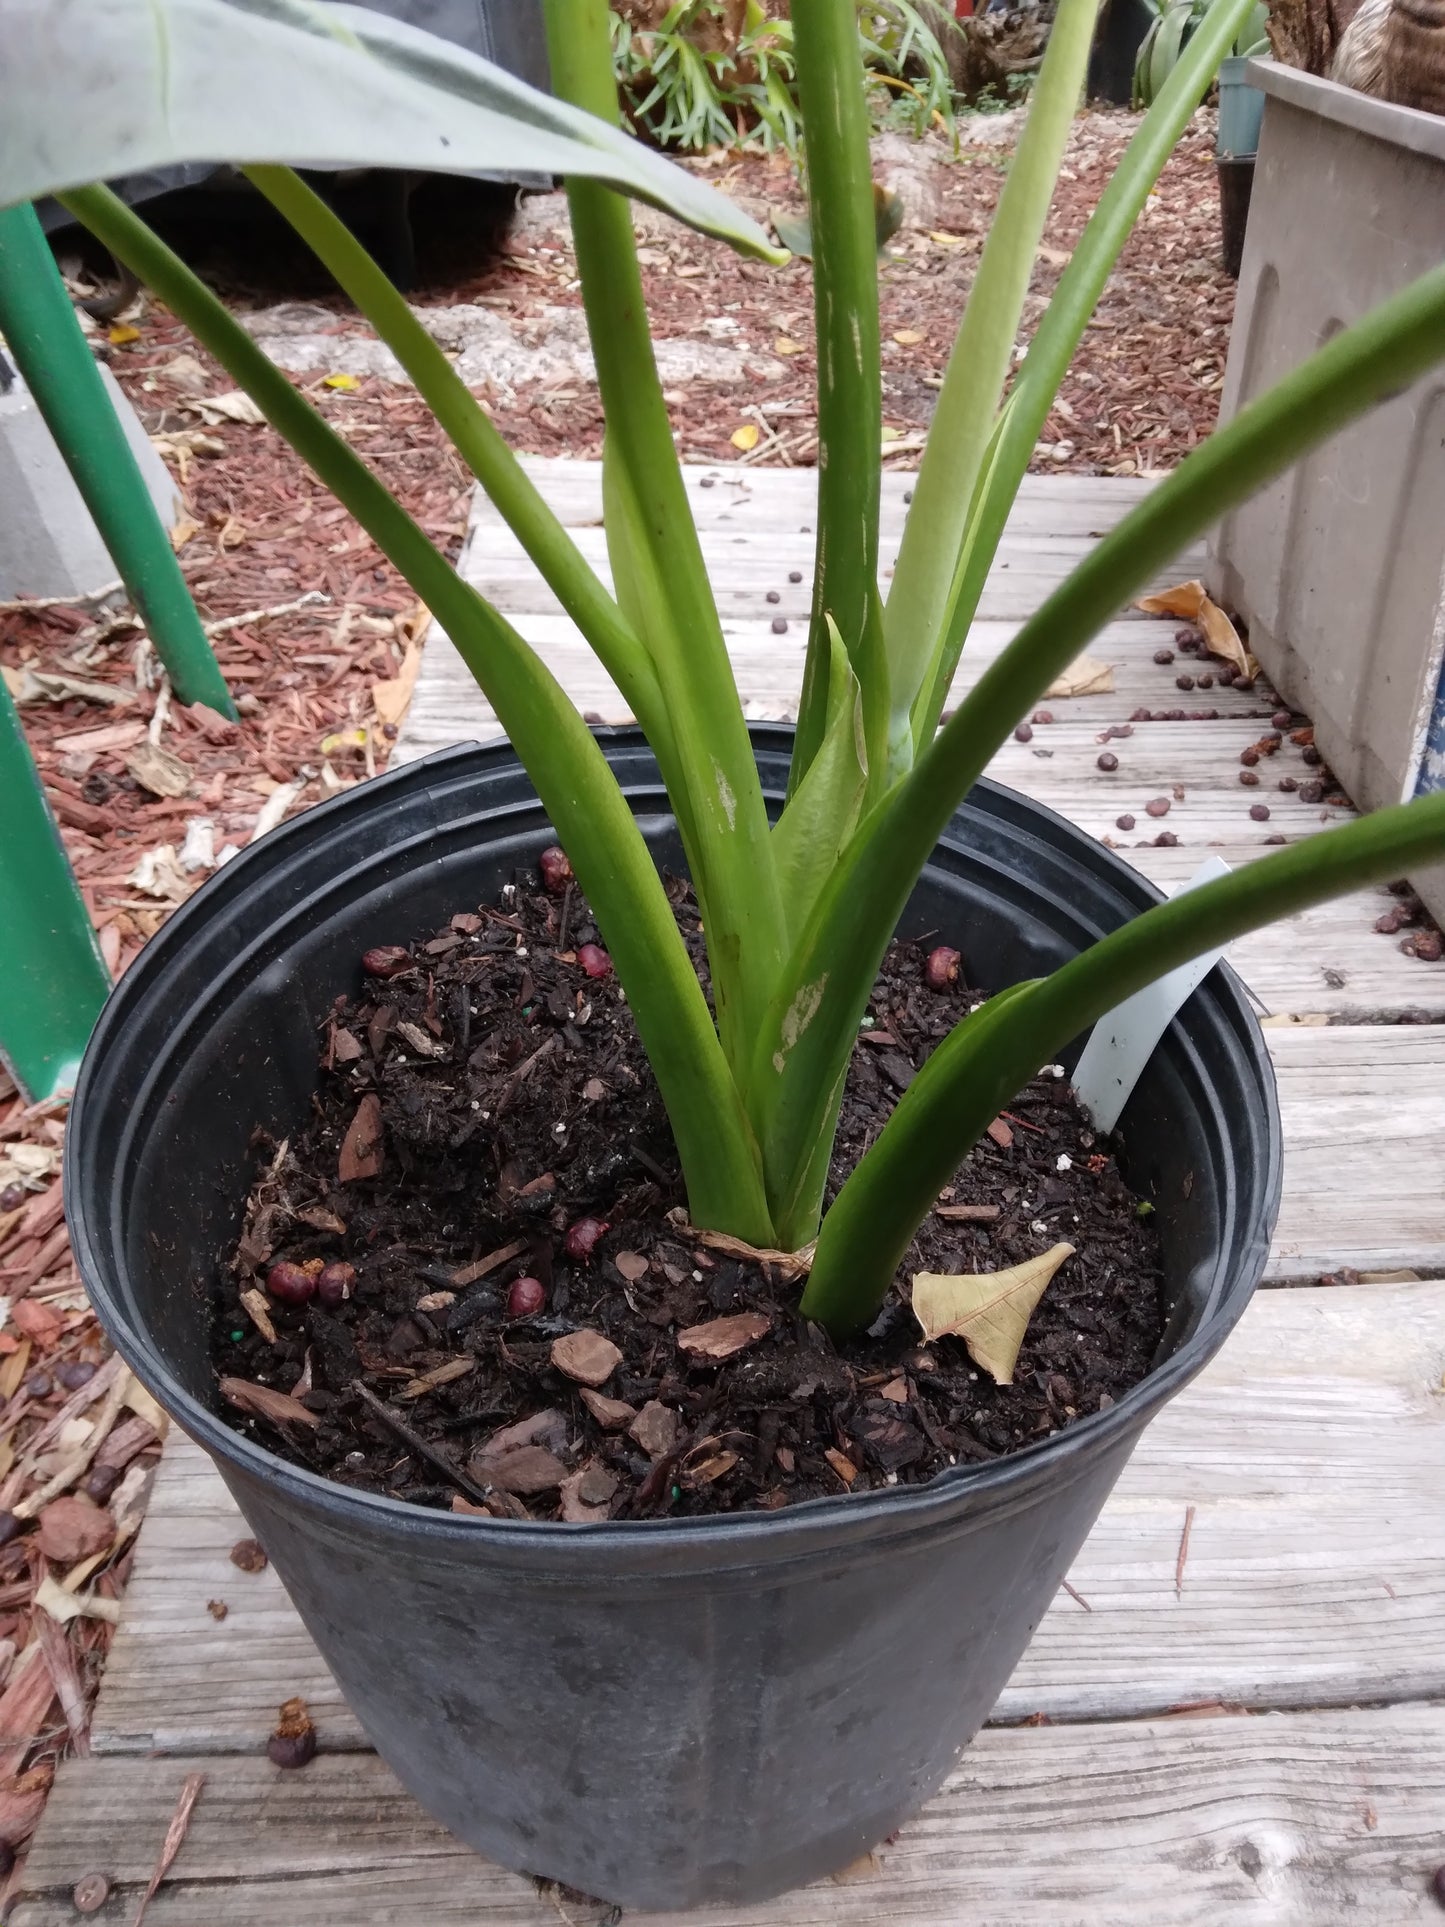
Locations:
1218;154;1257;279
65;730;1282;1909
1216;56;1264;280
1088;0;1154;104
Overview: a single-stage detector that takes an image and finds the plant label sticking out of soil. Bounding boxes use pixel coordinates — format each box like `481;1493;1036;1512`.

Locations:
1072;857;1232;1134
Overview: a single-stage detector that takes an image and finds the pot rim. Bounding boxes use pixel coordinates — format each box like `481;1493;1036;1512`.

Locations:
64;732;1282;1564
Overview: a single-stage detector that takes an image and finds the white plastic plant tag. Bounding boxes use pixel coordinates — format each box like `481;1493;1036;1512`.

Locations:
1071;856;1232;1134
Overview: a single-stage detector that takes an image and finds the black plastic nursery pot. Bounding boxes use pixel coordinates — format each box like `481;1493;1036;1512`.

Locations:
1218;154;1256;281
65;728;1281;1909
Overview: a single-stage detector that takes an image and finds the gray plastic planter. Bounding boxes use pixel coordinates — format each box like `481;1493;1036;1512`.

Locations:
65;732;1281;1908
1209;60;1445;921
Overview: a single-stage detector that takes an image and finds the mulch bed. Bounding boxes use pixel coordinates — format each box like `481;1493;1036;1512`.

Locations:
201;109;1236;478
212;859;1163;1521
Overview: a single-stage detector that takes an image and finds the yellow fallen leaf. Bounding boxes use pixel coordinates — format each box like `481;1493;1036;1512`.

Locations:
321;727;369;756
170;518;200;551
881;424;903;442
323;372;360;391
1136;579;1258;682
372;637;423;728
774;336;804;356
928;229;970;248
1044;655;1115;698
912;1243;1075;1385
107;323;140;345
731;422;761;452
892;328;925;346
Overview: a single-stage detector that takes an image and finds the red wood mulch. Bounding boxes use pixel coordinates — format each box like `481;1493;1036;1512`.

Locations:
0;105;1232;1875
222;108;1233;477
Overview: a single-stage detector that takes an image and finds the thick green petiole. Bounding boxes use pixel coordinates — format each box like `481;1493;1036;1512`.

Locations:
803;791;1445;1331
787;0;889;803
881;0;1102;777
543;0;788;1080
61;182;774;1245
908;0;1260;753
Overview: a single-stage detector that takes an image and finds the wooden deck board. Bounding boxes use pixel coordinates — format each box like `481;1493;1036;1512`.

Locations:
86;1284;1445;1759
14;1705;1445;1924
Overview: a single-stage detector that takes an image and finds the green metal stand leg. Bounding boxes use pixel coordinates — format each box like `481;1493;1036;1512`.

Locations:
0;202;236;718
0;668;110;1101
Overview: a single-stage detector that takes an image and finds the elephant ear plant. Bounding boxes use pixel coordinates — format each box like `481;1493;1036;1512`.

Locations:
7;0;1445;1343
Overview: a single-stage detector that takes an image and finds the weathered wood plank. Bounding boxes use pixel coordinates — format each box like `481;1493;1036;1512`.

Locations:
14;1704;1445;1924
463;526;1201;622
476;458;1165;536
396;615;1270;752
88;1284;1445;1757
1265;1030;1445;1277
398;460;1225;763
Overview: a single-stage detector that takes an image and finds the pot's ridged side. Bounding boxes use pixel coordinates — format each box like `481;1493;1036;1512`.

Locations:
65;730;1281;1908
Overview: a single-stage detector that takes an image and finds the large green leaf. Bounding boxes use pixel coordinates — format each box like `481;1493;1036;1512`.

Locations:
0;0;782;259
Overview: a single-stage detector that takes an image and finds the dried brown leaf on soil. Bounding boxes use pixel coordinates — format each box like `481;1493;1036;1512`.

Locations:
912;1243;1075;1385
684;1227;815;1280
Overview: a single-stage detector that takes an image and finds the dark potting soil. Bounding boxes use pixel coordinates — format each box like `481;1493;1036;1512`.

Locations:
212;860;1163;1520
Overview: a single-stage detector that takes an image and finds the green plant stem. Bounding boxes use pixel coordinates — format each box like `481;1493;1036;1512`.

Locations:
910;0;1258;751
752;259;1445;1252
803;791;1445;1331
241;164;669;753
62;182;774;1244
788;0;888;802
881;0;1101;778
543;0;787;1078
